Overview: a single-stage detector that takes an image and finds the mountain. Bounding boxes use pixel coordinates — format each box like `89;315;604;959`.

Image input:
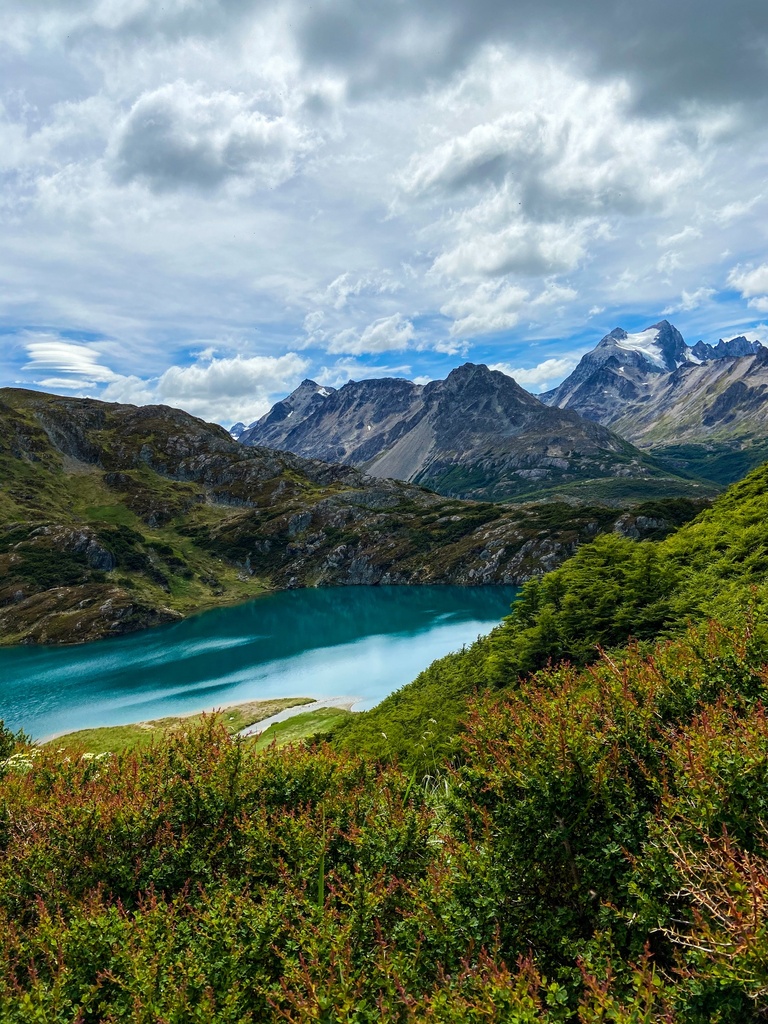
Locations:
240;362;710;504
541;320;691;421
245;379;337;449
1;388;697;645
541;320;768;484
690;335;762;361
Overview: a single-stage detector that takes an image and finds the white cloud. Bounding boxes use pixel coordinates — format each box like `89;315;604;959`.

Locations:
488;354;582;392
657;226;702;246
327;313;416;354
433;220;587;280
662;287;716;314
441;281;528;338
22;336;310;424
315;357;416;388
714;197;762;225
728;264;768;317
320;272;401;310
153;352;310;422
531;283;578;308
110;81;313;193
728;264;768;298
23;336;121;384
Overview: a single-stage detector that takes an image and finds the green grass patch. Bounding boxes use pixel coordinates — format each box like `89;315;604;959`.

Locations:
48;698;314;755
251;708;353;751
83;504;138;526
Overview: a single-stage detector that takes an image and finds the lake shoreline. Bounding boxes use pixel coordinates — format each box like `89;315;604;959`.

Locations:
1;584;519;741
0;579;518;651
41;694;361;746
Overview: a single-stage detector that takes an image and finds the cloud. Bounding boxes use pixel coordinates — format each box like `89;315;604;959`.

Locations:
662;287;716;314
142;352;311;422
319;272;402;310
433;220;587;280
294;0;768;113
23;336;121;384
441;281;528;337
728;264;768;316
1;0;767;393
728;264;768;298
21;333;310;424
488;353;582;392
327;313;416;354
315;357;417;388
111;81;311;193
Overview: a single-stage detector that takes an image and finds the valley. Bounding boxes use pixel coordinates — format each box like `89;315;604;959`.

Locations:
0;386;703;645
3;330;768;1021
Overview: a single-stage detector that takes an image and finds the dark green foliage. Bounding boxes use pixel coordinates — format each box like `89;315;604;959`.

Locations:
335;463;768;772
652;438;768;486
0;526;32;555
11;545;92;589
0;721;29;762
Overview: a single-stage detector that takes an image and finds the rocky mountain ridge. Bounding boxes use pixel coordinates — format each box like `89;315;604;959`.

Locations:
541;320;768;483
240;362;706;504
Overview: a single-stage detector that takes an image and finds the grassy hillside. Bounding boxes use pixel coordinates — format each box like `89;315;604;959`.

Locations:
650;437;768;487
333;461;768;771
2;612;768;1019
0;387;708;645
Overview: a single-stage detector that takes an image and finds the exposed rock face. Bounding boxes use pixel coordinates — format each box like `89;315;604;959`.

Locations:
541;320;766;431
609;345;768;443
243;379;337;450
240;363;693;502
541;321;691;421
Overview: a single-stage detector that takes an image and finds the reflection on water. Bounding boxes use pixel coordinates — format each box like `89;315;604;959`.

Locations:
0;585;518;740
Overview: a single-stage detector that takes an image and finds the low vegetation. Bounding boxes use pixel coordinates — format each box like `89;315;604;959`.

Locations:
2;612;768;1020
333;462;768;771
251;707;353;751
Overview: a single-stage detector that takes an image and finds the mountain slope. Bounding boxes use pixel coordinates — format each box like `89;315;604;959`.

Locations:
542;320;768;483
0;388;696;645
240;363;710;504
541;320;689;422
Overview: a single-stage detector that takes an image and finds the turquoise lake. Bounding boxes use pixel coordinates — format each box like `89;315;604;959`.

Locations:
0;586;518;740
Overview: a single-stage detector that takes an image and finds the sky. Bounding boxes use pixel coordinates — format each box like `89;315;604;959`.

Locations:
1;0;768;427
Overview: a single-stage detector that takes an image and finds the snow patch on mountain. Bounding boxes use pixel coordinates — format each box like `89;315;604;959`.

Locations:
614;328;667;368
